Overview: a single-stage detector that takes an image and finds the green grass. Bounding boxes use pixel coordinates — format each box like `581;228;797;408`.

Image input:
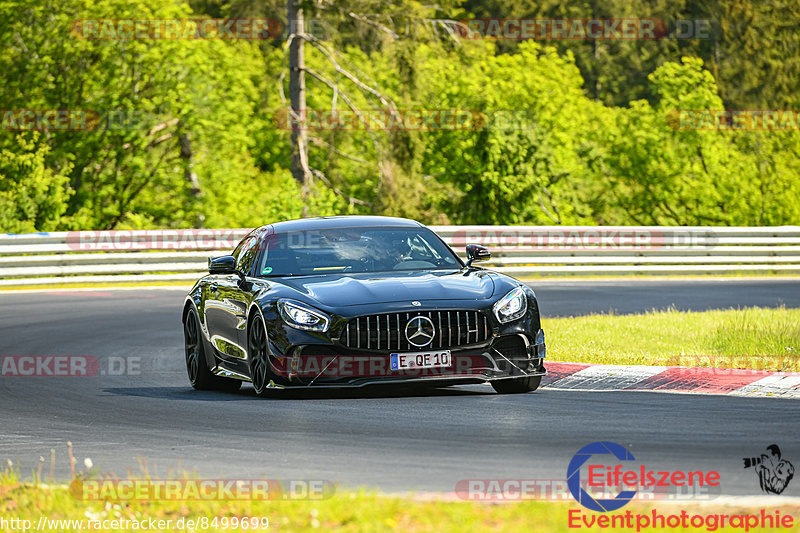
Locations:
4;468;799;533
519;273;800;280
544;307;800;370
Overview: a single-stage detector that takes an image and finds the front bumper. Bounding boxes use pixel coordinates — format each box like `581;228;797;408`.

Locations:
265;331;547;388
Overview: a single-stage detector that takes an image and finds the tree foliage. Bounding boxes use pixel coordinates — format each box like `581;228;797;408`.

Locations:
0;0;797;231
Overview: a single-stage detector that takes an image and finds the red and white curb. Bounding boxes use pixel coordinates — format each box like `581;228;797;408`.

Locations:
542;362;800;399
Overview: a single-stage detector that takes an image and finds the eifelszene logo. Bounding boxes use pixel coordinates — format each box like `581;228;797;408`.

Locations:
743;445;795;495
567;441;721;512
568;442;638;512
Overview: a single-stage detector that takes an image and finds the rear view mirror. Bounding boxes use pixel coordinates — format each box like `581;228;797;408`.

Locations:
465;244;491;267
208;255;237;275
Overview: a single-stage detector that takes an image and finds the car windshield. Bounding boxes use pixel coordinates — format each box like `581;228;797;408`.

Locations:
256;227;462;277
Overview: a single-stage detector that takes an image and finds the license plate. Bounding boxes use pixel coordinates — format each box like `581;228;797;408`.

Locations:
390;350;451;370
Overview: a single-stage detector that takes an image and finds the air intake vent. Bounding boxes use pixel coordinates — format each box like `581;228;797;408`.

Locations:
342;311;490;351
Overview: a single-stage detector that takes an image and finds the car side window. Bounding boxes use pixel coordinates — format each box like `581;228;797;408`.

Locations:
236;235;261;275
232;237;248;261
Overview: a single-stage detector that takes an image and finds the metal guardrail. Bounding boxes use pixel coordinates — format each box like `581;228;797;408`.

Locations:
1;226;799;285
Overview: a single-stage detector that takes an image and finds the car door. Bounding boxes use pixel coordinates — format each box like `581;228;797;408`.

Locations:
204;233;259;361
229;231;263;353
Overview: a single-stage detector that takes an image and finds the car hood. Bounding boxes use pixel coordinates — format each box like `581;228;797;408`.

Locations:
275;270;497;306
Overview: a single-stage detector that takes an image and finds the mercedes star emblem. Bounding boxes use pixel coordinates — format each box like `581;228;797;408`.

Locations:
405;315;435;347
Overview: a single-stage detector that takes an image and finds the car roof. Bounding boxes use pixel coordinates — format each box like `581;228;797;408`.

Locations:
264;215;425;233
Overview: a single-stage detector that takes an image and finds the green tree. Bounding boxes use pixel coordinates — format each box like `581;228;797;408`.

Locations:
0;134;72;232
0;0;315;230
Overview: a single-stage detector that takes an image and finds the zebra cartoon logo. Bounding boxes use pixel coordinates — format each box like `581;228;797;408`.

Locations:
743;444;795;495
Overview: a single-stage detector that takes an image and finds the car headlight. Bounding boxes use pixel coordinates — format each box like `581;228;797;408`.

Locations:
493;287;528;323
277;300;330;332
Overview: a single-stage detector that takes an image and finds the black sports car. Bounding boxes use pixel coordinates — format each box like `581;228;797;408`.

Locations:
182;216;546;395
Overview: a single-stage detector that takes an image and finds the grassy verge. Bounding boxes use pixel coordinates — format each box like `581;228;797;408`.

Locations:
544;307;800;370
3;471;799;533
519;273;800;280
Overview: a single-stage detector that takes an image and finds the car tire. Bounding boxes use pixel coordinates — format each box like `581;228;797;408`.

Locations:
184;308;242;392
248;314;273;397
491;375;542;394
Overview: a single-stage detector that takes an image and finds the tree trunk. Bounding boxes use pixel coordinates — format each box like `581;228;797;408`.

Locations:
179;131;200;195
288;0;311;215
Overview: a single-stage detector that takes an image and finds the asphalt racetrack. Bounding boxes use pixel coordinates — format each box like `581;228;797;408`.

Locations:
1;279;799;497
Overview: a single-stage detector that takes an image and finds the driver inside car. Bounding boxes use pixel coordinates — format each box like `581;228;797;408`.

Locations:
386;238;411;268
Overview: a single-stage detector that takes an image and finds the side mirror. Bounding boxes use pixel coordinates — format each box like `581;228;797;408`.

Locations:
208;255;237;275
465;244;491;267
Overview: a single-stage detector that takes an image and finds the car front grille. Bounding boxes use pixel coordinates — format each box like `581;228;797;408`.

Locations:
341;310;490;351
